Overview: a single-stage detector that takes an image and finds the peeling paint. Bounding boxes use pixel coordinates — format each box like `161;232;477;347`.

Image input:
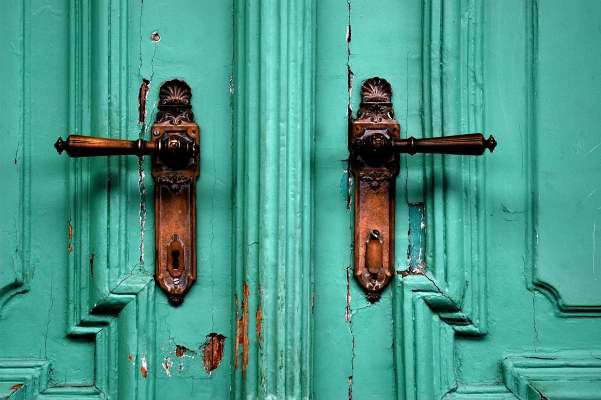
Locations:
137;78;150;271
234;282;249;376
345;264;356;399
9;383;23;394
175;344;195;358
202;333;226;375
346;0;353;121
347;375;353;400
401;203;426;276
67;221;73;253
255;302;263;347
138;79;150;126
161;356;173;377
89;253;94;275
140;355;148;378
345;267;352;322
157;340;199;377
345;0;354;212
137;156;147;269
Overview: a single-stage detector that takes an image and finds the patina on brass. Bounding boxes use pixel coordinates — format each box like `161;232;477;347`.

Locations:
349;77;496;302
55;79;200;306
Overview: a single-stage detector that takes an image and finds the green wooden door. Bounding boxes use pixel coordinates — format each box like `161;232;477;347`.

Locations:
1;1;600;399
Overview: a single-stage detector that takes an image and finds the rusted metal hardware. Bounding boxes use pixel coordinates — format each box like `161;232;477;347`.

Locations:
55;80;200;306
349;77;496;302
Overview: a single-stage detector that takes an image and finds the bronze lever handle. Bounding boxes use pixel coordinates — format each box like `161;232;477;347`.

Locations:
391;133;496;155
352;132;497;159
54;135;157;157
54;134;199;164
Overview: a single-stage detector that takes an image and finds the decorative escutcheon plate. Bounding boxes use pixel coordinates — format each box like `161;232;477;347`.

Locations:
151;80;200;306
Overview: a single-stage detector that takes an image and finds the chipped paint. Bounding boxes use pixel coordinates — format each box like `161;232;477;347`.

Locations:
138;79;150;126
137;156;147;269
234;282;249;375
9;383;23;394
401;203;426;276
345;267;352;322
137;78;150;271
161;356;173;377
140;355;148;378
255;302;263;347
202;333;226;375
175;344;195;358
67;221;73;253
128;354;136;363
347;375;353;400
156;340;199;377
345;0;353;121
89;253;94;275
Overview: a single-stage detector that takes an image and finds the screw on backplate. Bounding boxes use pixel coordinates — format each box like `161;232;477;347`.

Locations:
153;130;160;136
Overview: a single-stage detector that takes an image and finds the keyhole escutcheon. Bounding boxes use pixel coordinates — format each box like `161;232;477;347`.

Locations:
167;235;185;278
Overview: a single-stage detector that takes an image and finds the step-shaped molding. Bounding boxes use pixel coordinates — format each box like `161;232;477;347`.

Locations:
64;1;155;398
0;360;50;400
395;274;486;399
444;385;515;400
395;1;488;397
503;353;601;399
0;360;103;399
0;0;32;317
231;0;315;398
419;0;488;332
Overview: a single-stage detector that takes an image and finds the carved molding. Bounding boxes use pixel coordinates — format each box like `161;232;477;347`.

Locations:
0;0;31;316
65;1;156;398
231;0;315;396
155;80;195;125
503;353;601;399
156;175;193;193
396;1;488;397
356;77;395;122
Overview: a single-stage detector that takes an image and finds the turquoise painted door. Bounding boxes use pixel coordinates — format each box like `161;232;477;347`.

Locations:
1;1;600;399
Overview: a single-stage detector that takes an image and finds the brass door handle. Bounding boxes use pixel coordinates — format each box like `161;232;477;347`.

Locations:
54;80;200;306
54;135;158;157
349;77;497;301
55;134;199;167
351;132;496;158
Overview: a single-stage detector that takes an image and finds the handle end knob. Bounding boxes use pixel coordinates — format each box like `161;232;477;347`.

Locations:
54;137;65;154
486;135;497;153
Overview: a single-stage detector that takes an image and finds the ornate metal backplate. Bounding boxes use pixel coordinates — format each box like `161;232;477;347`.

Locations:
151;80;200;306
349;77;401;302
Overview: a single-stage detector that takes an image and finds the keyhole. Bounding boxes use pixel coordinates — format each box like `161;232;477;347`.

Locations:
172;250;180;270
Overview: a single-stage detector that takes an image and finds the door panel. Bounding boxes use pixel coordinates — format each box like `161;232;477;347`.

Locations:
314;1;601;399
0;0;96;389
1;0;600;399
532;0;601;310
1;1;234;398
314;1;423;399
457;0;601;398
